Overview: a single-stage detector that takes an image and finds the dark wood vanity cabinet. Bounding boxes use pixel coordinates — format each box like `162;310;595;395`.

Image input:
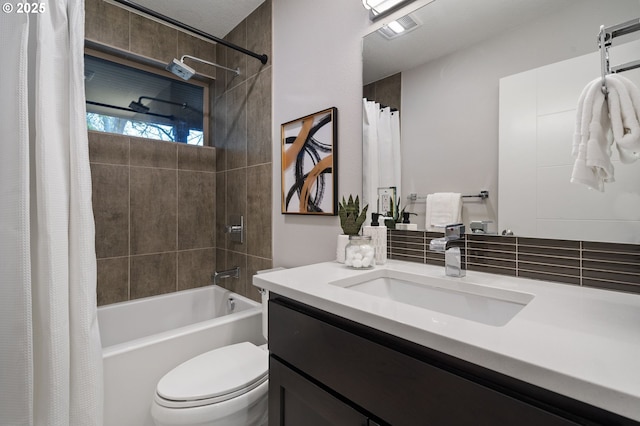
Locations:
269;357;371;426
268;295;638;426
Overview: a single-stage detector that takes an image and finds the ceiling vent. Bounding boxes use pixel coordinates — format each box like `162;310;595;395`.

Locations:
377;14;419;39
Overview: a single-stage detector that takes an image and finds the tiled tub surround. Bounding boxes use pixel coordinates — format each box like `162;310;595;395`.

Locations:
89;131;217;305
85;0;274;304
388;230;640;294
84;0;219;78
213;0;273;303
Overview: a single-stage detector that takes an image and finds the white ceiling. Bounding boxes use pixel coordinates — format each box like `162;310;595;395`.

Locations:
363;0;583;84
131;0;265;39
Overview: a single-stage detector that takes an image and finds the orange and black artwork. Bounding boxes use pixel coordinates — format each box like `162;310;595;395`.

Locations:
281;107;338;215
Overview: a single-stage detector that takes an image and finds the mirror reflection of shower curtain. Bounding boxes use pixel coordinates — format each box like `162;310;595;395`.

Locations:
0;2;103;424
363;99;401;223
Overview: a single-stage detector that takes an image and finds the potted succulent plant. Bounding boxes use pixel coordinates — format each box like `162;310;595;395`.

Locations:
336;195;368;263
338;195;368;236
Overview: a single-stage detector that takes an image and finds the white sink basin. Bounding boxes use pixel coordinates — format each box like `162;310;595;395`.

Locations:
330;270;534;326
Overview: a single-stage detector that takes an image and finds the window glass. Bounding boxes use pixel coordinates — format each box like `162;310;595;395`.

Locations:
84;55;205;145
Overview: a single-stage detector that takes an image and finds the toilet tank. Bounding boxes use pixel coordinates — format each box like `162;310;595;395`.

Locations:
256;267;286;340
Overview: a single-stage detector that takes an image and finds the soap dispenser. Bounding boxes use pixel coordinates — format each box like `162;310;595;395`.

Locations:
396;212;418;231
363;213;387;265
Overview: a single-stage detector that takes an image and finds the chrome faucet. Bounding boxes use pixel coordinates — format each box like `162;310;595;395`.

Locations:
212;266;240;285
429;223;466;277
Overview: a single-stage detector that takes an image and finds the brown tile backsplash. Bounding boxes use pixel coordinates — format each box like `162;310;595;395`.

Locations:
582;241;640;254
583;279;640;294
387;230;640;295
518;270;581;286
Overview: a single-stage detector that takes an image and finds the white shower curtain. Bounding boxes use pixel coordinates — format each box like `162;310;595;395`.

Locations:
363;98;401;222
0;1;104;425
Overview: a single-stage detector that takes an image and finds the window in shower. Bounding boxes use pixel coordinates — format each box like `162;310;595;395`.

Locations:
84;53;208;145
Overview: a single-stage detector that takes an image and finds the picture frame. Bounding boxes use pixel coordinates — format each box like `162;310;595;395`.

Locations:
281;107;338;215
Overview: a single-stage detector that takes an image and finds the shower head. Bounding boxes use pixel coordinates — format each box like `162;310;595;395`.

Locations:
167;55;240;80
166;58;196;80
128;100;150;113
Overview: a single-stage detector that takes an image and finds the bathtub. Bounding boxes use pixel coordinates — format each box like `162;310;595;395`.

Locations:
98;285;265;426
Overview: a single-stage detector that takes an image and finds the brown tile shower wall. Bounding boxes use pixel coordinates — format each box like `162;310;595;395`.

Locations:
363;73;402;110
89;132;217;305
388;230;640;294
213;0;273;302
84;0;219;77
85;0;274;303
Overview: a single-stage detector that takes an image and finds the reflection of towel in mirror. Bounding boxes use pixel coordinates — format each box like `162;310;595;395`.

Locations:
571;75;640;191
607;75;640;163
425;193;462;232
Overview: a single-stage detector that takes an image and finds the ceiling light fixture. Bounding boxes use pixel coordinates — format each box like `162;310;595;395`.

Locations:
377;14;419;40
362;0;417;21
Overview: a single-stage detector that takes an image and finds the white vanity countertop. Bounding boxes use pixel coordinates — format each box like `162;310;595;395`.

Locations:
254;260;640;421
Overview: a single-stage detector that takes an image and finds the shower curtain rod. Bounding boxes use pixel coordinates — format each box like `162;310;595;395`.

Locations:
109;0;269;65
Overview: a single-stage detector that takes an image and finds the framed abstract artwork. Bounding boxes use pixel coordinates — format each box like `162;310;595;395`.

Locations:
281;107;338;215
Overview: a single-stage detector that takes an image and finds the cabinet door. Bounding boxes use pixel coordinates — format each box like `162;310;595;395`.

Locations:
269;298;583;426
269;356;371;426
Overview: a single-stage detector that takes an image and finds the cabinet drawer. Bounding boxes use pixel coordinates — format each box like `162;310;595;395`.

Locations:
269;298;582;426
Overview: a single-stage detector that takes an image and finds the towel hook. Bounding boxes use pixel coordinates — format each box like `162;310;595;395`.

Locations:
599;25;610;96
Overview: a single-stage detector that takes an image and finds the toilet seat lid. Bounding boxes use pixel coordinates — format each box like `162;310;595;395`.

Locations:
156;342;268;403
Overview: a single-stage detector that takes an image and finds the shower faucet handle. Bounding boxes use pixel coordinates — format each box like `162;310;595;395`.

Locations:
224;215;244;244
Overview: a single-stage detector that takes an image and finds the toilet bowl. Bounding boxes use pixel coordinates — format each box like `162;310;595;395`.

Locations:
151;281;276;426
151;342;268;426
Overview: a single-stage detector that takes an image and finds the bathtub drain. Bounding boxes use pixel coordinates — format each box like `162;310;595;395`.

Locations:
227;297;236;312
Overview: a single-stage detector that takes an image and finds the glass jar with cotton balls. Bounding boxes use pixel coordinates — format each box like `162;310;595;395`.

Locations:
337;195;375;268
345;235;376;269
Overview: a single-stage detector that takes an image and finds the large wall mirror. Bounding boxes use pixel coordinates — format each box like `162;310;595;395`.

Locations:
362;0;640;244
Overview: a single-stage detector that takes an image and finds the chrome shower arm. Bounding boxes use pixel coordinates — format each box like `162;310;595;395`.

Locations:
180;55;240;76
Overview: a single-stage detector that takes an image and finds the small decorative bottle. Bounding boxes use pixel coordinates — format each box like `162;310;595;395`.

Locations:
345;235;376;269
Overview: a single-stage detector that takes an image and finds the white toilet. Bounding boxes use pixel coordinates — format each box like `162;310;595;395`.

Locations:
151;290;270;426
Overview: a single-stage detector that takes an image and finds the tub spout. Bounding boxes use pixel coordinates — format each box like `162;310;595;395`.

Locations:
212;266;240;285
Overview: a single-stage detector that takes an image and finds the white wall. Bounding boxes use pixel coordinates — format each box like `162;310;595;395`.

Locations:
400;0;639;233
272;0;433;267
